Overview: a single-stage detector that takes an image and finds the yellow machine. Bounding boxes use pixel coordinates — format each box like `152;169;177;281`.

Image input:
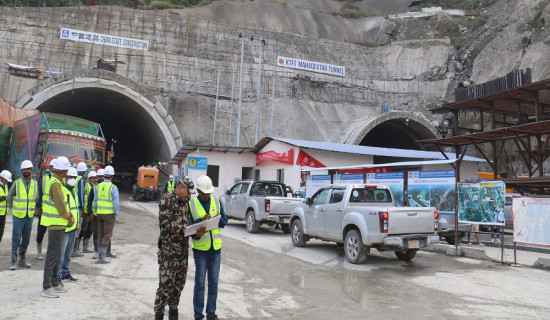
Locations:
133;166;160;201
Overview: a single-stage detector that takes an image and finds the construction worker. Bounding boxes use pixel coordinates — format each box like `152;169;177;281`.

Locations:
80;170;97;254
93;165;119;264
190;175;228;320
0;170;13;249
41;156;74;298
166;175;175;193
72;162;88;257
154;177;195;320
57;166;80;285
89;168;105;259
7;160;39;270
36;159;56;260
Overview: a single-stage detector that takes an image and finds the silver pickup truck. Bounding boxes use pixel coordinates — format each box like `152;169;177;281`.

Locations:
220;180;304;234
290;184;439;264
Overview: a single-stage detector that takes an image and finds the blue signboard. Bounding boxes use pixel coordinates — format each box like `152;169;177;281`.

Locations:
188;156;207;170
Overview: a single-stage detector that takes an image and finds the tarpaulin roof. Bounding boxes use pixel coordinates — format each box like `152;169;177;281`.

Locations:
253;137;485;163
0;97;40;127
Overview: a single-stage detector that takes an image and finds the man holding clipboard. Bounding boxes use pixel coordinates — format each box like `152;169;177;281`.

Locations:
189;176;228;320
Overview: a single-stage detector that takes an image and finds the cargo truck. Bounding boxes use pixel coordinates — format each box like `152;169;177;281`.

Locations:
5;112;106;179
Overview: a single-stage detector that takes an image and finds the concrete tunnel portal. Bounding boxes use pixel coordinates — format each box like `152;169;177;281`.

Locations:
16;76;179;190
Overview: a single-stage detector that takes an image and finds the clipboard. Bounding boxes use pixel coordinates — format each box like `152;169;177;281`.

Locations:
184;215;221;237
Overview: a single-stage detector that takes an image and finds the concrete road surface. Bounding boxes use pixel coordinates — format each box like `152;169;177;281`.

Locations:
1;193;550;319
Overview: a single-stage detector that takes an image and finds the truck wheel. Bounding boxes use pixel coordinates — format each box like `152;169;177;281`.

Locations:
444;235;464;245
395;249;418;261
344;230;367;264
246;210;260;234
281;224;291;234
291;219;307;247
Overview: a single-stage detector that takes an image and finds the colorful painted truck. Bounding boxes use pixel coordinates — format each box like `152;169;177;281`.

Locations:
6;112;106;179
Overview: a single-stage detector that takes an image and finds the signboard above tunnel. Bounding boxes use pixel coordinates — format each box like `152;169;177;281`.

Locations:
277;56;345;77
60;28;149;51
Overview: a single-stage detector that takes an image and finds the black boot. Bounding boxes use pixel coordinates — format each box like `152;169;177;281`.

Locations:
168;309;178;320
154;312;164;320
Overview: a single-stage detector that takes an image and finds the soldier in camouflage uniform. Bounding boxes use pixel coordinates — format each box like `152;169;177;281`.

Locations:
154;177;195;320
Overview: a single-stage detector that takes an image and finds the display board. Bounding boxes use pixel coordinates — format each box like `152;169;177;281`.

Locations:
408;170;456;215
334;173;364;185
366;172;404;206
305;175;331;198
512;196;550;246
458;181;505;225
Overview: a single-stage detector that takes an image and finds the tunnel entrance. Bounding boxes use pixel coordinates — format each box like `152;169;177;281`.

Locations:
16;75;180;190
345;112;438;163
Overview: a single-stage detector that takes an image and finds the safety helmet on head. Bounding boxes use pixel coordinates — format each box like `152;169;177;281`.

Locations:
49;159;57;168
53;157;71;171
21;160;33;170
88;171;97;178
196;175;214;194
104;165;115;176
96;168;105;176
169;175;174;179
77;162;88;172
67;167;78;177
0;170;12;183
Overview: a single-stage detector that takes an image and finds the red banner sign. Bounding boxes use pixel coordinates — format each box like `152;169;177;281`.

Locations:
367;166;392;173
256;148;294;165
296;150;325;168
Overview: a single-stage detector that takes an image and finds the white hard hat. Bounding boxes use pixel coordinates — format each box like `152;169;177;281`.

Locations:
49;159;57;167
104;165;115;176
21;160;33;170
67;167;78;177
196;175;214;194
53;157;71;171
96;168;105;176
76;162;88;172
169;175;174;179
0;170;12;182
88;171;97;178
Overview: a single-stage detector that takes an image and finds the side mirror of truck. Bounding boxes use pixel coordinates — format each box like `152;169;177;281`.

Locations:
305;198;311;205
225;190;230;195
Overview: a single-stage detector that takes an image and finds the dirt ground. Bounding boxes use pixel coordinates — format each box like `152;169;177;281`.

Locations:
0;193;166;320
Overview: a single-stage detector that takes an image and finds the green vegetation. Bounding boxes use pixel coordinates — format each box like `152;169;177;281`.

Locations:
333;1;377;19
0;0;214;9
471;14;488;31
529;3;546;30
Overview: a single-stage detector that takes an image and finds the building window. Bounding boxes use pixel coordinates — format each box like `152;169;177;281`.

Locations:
207;165;219;187
277;169;284;183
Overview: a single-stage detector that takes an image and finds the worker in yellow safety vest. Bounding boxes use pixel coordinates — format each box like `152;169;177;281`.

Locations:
166;175;175;193
7;160;39;270
93;165;119;264
57;166;81;285
189;175;228;320
36;159;56;260
0;170;13;250
40;156;74;298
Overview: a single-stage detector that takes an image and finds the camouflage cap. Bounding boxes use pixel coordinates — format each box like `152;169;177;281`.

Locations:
178;176;195;193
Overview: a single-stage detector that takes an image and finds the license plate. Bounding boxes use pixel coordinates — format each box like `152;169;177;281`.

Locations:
283;217;290;224
408;240;420;249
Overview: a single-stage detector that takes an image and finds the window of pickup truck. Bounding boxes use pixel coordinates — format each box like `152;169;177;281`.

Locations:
329;188;346;204
349;188;392;203
250;182;283;196
229;183;249;195
312;188;330;205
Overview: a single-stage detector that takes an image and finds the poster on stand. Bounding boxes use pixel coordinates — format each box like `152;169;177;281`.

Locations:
512;196;550;246
366;172;404;206
334;173;364;185
458;181;505;225
408;170;455;215
305;175;331;199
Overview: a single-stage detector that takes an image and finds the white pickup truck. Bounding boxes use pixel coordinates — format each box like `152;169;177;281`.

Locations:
220;180;304;234
290;184;439;264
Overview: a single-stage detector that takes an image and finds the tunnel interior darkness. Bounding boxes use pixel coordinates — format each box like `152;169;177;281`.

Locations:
37;87;170;188
360;118;436;163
